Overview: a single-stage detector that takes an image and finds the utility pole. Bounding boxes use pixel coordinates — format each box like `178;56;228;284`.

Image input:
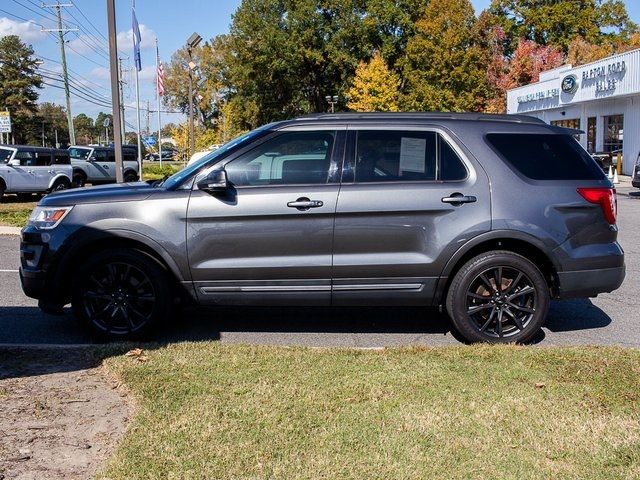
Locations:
106;0;124;182
186;32;202;158
43;2;77;146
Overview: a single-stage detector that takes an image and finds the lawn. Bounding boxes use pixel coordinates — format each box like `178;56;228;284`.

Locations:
142;162;183;180
100;344;640;479
0;199;36;227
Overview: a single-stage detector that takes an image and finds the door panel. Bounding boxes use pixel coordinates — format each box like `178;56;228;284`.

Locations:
186;129;344;306
332;128;491;306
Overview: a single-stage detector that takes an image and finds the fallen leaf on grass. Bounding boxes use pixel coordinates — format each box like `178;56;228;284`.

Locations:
535;382;546;388
137;356;148;363
124;348;143;358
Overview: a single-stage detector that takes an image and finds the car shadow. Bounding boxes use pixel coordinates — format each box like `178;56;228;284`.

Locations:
0;299;614;379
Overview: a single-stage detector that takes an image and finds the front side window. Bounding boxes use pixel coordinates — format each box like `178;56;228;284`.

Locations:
225;131;335;186
354;130;467;183
15;150;35;166
68;147;91;160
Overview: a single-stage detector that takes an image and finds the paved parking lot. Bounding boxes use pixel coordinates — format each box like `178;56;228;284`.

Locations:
0;187;638;348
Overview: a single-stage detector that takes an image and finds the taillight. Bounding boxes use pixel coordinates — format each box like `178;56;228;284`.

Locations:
577;187;617;225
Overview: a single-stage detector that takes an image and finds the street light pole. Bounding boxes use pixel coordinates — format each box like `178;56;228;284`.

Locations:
325;95;339;113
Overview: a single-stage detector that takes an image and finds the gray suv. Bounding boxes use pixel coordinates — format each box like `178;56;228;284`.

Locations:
19;113;625;343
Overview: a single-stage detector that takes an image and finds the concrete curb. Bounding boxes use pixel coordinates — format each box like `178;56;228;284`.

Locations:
0;226;21;236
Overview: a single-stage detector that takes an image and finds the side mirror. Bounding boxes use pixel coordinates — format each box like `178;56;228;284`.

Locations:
197;168;228;193
8;159;20;167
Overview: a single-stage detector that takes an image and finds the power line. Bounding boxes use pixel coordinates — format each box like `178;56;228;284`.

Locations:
71;0;108;43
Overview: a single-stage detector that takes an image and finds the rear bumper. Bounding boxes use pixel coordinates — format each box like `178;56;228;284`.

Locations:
557;265;625;299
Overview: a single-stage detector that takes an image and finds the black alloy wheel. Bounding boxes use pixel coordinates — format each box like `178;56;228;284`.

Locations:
446;251;549;344
72;249;172;339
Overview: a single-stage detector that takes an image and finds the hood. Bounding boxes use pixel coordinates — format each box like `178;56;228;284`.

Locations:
40;182;156;206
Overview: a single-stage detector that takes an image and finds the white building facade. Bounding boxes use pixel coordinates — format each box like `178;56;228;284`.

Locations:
507;49;640;175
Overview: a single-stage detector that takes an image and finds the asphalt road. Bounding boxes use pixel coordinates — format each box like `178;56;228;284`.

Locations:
1;188;638;347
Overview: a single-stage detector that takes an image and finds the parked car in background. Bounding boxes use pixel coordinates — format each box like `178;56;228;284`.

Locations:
68;145;139;187
20;113;624;344
146;150;175;162
0;145;72;200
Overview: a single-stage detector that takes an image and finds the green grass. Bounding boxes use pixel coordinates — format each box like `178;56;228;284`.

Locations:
142;163;183;180
0;200;36;227
100;344;640;479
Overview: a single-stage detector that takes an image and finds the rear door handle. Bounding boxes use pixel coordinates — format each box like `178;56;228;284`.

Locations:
287;197;324;210
441;193;477;205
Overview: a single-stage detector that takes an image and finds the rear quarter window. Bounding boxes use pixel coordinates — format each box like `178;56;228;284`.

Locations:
486;133;605;180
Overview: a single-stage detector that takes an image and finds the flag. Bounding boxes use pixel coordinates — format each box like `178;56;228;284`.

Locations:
132;8;142;72
156;55;165;96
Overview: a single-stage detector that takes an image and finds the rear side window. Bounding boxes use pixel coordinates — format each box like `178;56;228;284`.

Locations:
486;134;604;180
34;151;52;166
354;131;467;183
54;152;70;164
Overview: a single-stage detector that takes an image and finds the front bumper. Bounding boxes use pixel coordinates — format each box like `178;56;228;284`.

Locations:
557;265;625;299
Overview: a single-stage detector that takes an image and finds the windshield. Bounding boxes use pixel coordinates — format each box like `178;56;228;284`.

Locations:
0;148;13;163
68;147;92;160
162;126;273;189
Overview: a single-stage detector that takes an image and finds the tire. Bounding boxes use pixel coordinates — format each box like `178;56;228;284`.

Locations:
71;248;173;340
0;182;4;202
123;171;138;182
445;250;550;344
73;171;87;188
48;177;71;193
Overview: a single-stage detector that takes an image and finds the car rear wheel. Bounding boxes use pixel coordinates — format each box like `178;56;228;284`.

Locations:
446;251;549;344
123;172;138;182
0;182;4;202
72;249;173;339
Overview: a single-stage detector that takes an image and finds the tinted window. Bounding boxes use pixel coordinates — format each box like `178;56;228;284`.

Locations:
0;148;13;163
440;137;467;181
487;134;605;180
94;149;109;161
54;152;70;164
106;150;115;162
226;131;334;186
123;151;136;162
354;131;467;183
34;151;52;166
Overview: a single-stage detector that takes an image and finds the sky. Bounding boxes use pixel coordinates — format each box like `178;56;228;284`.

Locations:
1;0;639;130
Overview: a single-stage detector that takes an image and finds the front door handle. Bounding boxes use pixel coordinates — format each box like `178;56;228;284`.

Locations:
287;197;324;210
441;193;477;205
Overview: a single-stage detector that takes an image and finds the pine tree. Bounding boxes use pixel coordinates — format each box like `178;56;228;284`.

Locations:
347;52;400;112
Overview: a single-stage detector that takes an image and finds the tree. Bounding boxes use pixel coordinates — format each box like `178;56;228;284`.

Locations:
401;0;492;112
73;113;95;145
567;32;640;67
37;103;69;146
0;35;42;143
347;52;400;112
489;0;637;53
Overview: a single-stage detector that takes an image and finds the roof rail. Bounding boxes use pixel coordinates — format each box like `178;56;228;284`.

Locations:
292;112;546;124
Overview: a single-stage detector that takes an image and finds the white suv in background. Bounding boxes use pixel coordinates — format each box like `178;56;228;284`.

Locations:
68;145;140;187
0;145;72;200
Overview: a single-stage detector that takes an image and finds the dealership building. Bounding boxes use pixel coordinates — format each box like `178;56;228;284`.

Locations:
507;48;640;175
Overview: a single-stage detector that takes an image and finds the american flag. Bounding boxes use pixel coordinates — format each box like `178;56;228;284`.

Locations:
157;61;165;96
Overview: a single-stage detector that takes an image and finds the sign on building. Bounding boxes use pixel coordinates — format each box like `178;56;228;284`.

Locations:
0;111;11;133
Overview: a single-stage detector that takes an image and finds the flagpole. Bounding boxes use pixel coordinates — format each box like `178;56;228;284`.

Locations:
132;0;143;180
156;38;163;168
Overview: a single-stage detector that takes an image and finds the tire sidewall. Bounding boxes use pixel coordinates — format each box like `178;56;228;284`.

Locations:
71;248;172;340
446;251;550;344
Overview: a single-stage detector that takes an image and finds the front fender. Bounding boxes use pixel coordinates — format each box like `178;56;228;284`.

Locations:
47;173;71;190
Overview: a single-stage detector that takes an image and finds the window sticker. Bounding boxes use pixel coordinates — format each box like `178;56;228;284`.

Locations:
399;137;426;174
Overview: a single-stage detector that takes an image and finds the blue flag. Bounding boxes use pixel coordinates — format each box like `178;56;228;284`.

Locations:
132;9;142;72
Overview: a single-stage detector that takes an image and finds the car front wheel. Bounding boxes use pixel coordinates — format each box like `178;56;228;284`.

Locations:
49;178;71;193
446;251;550;344
72;249;173;339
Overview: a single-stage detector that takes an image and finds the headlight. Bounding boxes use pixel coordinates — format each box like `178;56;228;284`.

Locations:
28;206;73;230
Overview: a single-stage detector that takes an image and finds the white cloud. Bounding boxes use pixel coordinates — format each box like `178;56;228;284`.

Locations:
117;24;156;51
90;67;111;80
0;17;46;43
